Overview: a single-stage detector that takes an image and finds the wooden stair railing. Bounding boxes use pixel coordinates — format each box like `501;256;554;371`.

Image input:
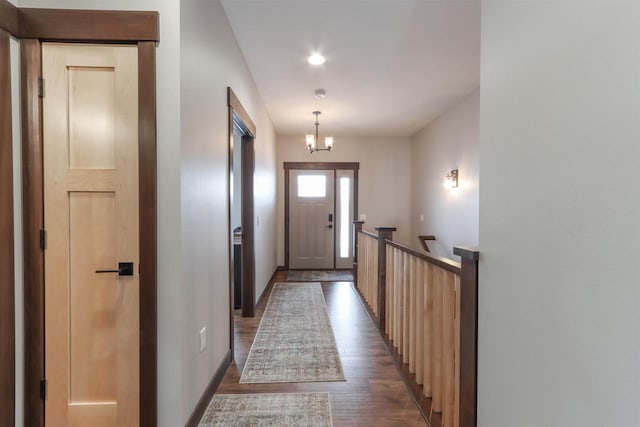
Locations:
353;222;479;427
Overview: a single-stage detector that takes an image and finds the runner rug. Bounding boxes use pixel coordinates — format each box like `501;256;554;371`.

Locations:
198;393;333;426
239;282;345;383
286;270;354;282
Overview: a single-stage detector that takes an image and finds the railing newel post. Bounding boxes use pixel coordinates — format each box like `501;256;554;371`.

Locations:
352;220;364;285
453;246;480;427
374;226;396;331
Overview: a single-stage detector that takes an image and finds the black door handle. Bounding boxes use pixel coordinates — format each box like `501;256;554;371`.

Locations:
96;262;134;276
325;224;333;229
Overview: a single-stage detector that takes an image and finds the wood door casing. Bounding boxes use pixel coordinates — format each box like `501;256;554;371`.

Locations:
43;43;139;426
20;22;158;426
227;88;257;323
0;27;15;426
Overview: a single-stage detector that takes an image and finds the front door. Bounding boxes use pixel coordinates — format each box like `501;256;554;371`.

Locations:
43;43;139;426
289;170;335;269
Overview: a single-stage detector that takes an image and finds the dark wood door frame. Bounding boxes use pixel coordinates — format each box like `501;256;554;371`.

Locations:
283;162;359;271
227;87;257;343
1;3;19;424
14;8;159;427
0;26;16;427
0;1;158;41
0;0;19;37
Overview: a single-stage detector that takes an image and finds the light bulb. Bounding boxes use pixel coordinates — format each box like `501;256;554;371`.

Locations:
305;134;316;148
307;53;326;65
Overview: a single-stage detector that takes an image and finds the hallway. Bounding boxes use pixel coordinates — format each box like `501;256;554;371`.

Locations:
216;271;427;426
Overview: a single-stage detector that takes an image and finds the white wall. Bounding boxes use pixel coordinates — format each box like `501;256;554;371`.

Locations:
410;89;479;259
479;2;640;426
276;136;412;266
180;0;277;423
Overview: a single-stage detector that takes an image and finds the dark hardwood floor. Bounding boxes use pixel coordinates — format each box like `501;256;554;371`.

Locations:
218;271;427;426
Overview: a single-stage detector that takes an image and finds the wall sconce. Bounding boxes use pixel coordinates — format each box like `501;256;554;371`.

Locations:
444;169;458;189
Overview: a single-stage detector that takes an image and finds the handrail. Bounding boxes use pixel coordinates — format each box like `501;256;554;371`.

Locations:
386;239;461;275
359;229;379;240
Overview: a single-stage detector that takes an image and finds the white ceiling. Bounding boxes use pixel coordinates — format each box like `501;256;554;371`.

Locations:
221;0;480;137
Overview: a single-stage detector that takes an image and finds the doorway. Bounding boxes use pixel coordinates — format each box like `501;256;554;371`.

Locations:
231;127;243;309
41;43;140;425
20;27;158;427
227;87;257;338
284;162;359;270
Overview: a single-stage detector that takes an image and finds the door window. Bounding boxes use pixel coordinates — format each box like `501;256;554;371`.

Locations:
297;175;326;198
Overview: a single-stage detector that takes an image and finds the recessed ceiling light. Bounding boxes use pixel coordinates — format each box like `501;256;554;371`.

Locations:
307;53;326;65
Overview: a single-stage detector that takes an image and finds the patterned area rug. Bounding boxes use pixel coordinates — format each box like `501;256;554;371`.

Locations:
240;282;345;383
286;270;354;282
198;393;333;426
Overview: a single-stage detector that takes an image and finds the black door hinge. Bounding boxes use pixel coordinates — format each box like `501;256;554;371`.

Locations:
40;229;46;250
40;378;47;400
38;77;45;98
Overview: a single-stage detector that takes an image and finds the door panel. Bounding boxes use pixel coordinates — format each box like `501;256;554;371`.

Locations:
68;66;116;169
69;192;117;403
289;170;334;269
43;43;139;427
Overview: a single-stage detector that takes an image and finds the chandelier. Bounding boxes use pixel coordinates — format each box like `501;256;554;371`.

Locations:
305;111;333;153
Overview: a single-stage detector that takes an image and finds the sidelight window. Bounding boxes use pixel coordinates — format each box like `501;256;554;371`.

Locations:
339;177;350;258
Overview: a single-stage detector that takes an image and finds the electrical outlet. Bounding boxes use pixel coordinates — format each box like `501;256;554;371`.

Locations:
256;216;260;227
359;213;367;221
199;327;206;353
420;214;424;222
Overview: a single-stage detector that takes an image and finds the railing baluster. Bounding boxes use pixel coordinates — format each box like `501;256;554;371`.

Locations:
443;270;456;427
432;267;443;413
454;274;461;427
394;248;401;350
373;237;378;314
369;237;374;310
386;245;393;336
356;229;363;299
398;251;404;353
402;252;410;363
366;238;370;306
365;237;369;306
409;256;416;373
424;261;433;398
415;259;424;385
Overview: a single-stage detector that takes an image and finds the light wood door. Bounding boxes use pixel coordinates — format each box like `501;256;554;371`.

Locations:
289;170;335;269
43;43;139;427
